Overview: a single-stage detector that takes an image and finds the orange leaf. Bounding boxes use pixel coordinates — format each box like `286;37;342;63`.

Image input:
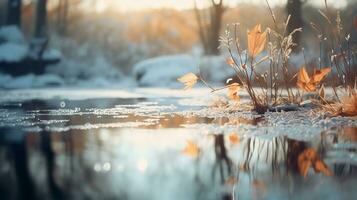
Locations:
229;133;240;144
297;66;311;85
297;66;330;92
313;160;333;176
177;73;198;90
311;67;331;84
299;160;312;177
297;82;316;92
297;66;315;92
298;148;318;177
247;24;267;57
182;140;200;157
226;58;235;66
298;148;333;177
227;83;240;101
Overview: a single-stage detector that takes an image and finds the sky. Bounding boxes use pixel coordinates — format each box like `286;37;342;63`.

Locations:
91;0;350;12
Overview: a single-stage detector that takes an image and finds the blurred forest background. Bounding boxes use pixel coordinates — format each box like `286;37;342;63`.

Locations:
0;0;356;87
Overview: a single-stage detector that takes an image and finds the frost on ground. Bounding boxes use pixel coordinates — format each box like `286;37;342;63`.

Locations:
0;88;356;142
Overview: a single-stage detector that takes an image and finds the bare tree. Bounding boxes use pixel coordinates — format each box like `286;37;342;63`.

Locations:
56;0;69;35
286;0;306;52
31;0;48;59
34;0;47;39
6;0;22;26
194;0;226;55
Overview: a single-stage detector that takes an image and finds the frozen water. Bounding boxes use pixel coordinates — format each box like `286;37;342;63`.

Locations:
0;88;356;200
0;88;355;138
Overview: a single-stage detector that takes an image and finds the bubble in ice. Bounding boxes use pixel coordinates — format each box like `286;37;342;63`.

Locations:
94;163;102;172
60;101;66;108
103;162;111;171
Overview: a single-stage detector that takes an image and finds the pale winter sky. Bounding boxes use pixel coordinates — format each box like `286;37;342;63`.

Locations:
90;0;350;12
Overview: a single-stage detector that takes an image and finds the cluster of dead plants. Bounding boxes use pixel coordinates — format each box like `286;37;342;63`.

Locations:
178;0;357;116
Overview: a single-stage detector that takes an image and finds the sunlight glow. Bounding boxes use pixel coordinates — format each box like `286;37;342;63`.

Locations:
91;0;348;12
137;159;149;172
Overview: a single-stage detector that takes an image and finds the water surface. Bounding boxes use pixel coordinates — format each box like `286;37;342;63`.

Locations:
0;88;356;200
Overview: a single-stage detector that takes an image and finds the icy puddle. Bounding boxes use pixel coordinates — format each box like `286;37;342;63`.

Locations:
0;88;356;200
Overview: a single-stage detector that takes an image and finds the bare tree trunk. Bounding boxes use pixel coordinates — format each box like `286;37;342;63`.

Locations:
56;0;69;35
208;0;224;55
34;0;47;39
56;0;63;32
62;0;69;35
31;0;48;59
194;0;209;54
286;0;305;52
194;0;225;55
6;0;22;27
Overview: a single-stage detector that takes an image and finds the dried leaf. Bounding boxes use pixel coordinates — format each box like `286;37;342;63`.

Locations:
226;58;235;67
298;148;332;177
182;140;200;157
247;24;267;57
313;160;333;176
229;132;240;144
297;66;311;84
297;66;315;92
177;73;198;90
297;66;331;92
298;148;317;177
299;160;312;177
227;83;240;101
311;68;331;84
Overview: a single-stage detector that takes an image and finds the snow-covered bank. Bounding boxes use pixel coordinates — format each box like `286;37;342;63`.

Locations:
0;26;62;62
133;54;235;87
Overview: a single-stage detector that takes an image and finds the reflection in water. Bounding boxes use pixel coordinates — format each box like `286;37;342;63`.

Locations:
0;126;356;200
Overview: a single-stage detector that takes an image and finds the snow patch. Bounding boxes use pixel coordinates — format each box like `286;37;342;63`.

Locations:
0;43;28;62
0;26;26;44
133;54;237;87
47;55;125;86
133;54;197;87
199;55;234;83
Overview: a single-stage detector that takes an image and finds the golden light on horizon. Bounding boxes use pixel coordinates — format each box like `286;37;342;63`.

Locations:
88;0;348;13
